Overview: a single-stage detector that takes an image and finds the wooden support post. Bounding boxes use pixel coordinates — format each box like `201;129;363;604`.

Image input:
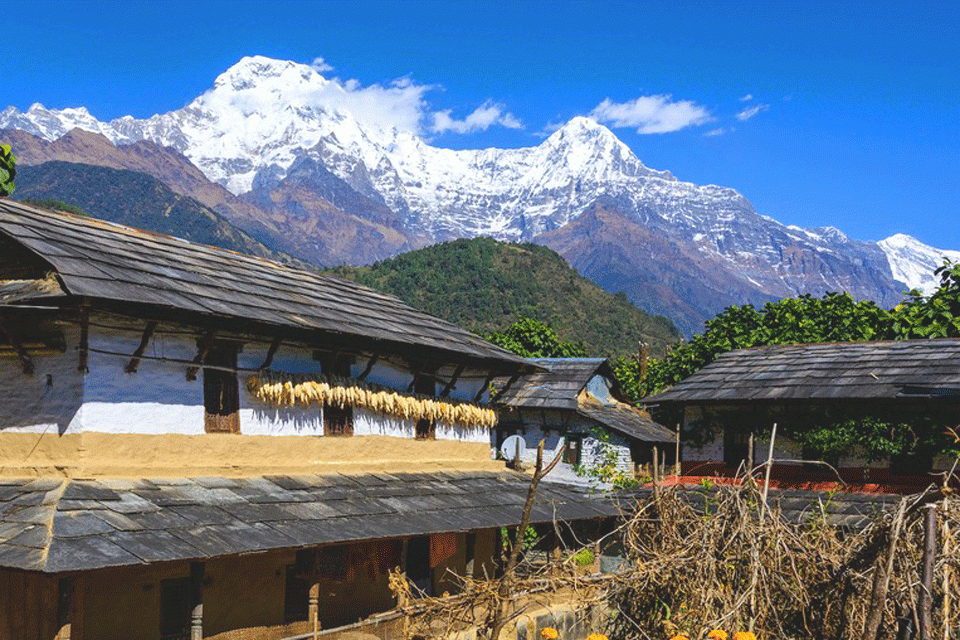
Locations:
259;336;282;370
920;503;937;640
186;330;217;381
309;581;320;640
77;304;89;373
124;321;158;373
399;538;410;640
440;364;465;398
474;371;497;403
747;431;755;475
190;562;204;640
358;353;379;380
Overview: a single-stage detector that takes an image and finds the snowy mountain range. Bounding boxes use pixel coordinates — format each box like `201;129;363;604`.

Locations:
3;55;956;333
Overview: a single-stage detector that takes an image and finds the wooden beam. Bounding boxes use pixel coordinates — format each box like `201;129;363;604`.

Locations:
0;317;33;375
490;372;521;403
473;371;498;403
124;321;158;374
358;353;379;380
440;364;465;398
185;330;217;381
77;305;89;373
259;336;282;370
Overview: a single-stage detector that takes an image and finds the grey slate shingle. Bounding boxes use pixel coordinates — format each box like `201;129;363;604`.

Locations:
0;471;619;573
648;340;960;403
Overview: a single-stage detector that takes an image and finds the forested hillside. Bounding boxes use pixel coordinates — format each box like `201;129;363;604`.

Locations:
329;237;681;356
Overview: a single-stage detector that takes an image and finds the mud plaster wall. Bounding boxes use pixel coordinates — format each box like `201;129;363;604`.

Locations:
471;528;498;581
0;569;58;640
0;432;503;478
204;551;294;637
81;561;191;640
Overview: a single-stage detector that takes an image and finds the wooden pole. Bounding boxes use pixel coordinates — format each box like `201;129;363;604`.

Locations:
760;423;777;522
748;432;755;476
943;499;951;640
652;446;659;486
190;562;204;640
675;424;681;477
863;497;909;640
920;503;937;640
309;582;320;640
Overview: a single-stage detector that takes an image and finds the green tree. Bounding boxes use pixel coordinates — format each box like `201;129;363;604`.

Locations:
485;316;588;358
0;145;15;196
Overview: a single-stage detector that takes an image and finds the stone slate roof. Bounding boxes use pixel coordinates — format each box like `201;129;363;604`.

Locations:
496;359;611;410
576;399;675;444
0;200;525;369
497;359;674;444
646;339;960;404
0;471;617;573
624;485;901;530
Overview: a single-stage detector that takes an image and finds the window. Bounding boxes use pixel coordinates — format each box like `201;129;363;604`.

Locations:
318;353;354;436
724;428;750;469
414;372;436;439
564;436;582;465
203;343;239;433
159;577;191;640
323;405;353;436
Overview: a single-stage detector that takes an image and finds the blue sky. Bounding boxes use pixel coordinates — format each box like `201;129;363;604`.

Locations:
7;0;960;248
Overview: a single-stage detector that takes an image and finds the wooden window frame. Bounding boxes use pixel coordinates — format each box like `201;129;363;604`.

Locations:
564;436;582;466
323;404;354;437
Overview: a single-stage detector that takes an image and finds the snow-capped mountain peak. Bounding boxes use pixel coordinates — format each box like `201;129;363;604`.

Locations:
878;233;960;295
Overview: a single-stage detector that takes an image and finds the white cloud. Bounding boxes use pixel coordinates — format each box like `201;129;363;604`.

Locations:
704;127;728;137
739;93;754;102
588;95;712;134
431;101;523;134
736;103;770;121
310;57;334;73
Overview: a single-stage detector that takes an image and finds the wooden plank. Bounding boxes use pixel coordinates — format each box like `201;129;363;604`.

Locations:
185;329;217;381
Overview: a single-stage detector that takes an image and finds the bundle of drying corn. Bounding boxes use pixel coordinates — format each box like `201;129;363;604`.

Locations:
246;370;497;429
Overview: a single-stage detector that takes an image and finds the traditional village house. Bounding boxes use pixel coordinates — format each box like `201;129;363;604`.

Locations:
494;358;676;485
0;200;619;640
645;340;960;491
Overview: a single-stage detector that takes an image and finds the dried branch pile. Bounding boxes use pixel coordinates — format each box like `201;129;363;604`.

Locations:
608;483;960;640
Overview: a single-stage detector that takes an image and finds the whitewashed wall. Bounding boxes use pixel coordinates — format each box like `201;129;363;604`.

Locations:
0;318;495;443
498;410;635;479
0;324;84;434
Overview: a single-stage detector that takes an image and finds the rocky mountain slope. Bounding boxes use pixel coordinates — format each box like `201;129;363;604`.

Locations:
3;55;956;333
12;161;301;265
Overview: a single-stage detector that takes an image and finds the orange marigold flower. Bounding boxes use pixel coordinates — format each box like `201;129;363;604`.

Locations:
586;635;608;640
707;631;728;640
668;635;690;640
732;632;757;640
541;628;559;640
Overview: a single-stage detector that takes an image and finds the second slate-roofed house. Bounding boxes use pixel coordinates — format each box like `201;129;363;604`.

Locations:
494;358;676;484
0;200;619;640
645;340;960;489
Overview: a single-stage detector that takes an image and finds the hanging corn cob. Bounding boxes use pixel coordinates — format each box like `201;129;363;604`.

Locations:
247;370;497;429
